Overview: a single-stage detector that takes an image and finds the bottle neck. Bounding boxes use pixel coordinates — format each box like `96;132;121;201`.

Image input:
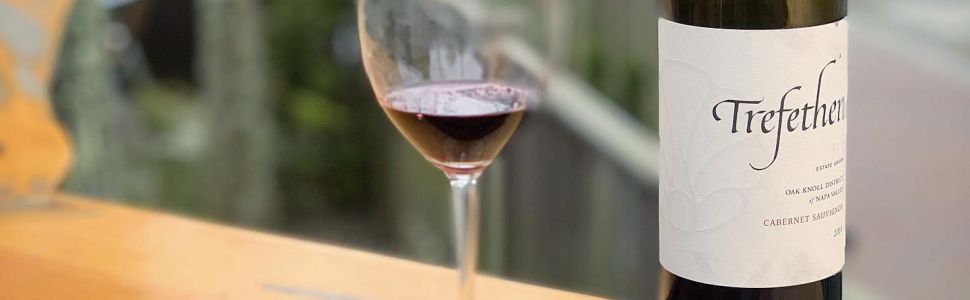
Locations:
662;0;847;29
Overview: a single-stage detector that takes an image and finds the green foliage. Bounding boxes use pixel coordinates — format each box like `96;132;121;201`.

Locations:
567;0;659;129
266;0;386;218
288;90;349;133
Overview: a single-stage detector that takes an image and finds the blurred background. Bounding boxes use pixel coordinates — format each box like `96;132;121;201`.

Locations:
1;0;968;299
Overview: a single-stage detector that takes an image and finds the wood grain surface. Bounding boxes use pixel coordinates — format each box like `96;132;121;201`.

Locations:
0;195;602;300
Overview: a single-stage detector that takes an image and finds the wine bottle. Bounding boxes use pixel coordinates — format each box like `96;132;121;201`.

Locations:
658;1;847;299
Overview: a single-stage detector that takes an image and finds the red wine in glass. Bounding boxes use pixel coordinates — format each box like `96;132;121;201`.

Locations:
380;81;528;175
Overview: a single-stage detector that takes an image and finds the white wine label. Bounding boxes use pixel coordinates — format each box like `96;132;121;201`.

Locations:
658;18;847;288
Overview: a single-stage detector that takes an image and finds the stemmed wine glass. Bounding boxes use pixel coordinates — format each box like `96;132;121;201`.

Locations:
357;0;558;298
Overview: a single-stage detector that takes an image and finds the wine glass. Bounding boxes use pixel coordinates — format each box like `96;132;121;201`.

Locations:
357;0;558;298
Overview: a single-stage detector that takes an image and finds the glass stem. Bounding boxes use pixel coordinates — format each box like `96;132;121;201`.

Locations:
449;173;480;300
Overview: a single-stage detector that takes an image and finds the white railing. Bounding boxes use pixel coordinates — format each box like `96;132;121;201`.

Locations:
499;38;660;183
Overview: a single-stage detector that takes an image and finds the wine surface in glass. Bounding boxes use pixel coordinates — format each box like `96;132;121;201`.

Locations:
380;81;527;174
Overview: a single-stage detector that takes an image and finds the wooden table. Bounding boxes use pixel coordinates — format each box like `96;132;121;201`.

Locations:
0;195;601;300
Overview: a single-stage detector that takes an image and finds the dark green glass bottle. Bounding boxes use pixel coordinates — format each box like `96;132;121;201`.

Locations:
659;1;847;299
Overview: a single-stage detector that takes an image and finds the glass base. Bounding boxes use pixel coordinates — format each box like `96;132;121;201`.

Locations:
0;193;59;212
